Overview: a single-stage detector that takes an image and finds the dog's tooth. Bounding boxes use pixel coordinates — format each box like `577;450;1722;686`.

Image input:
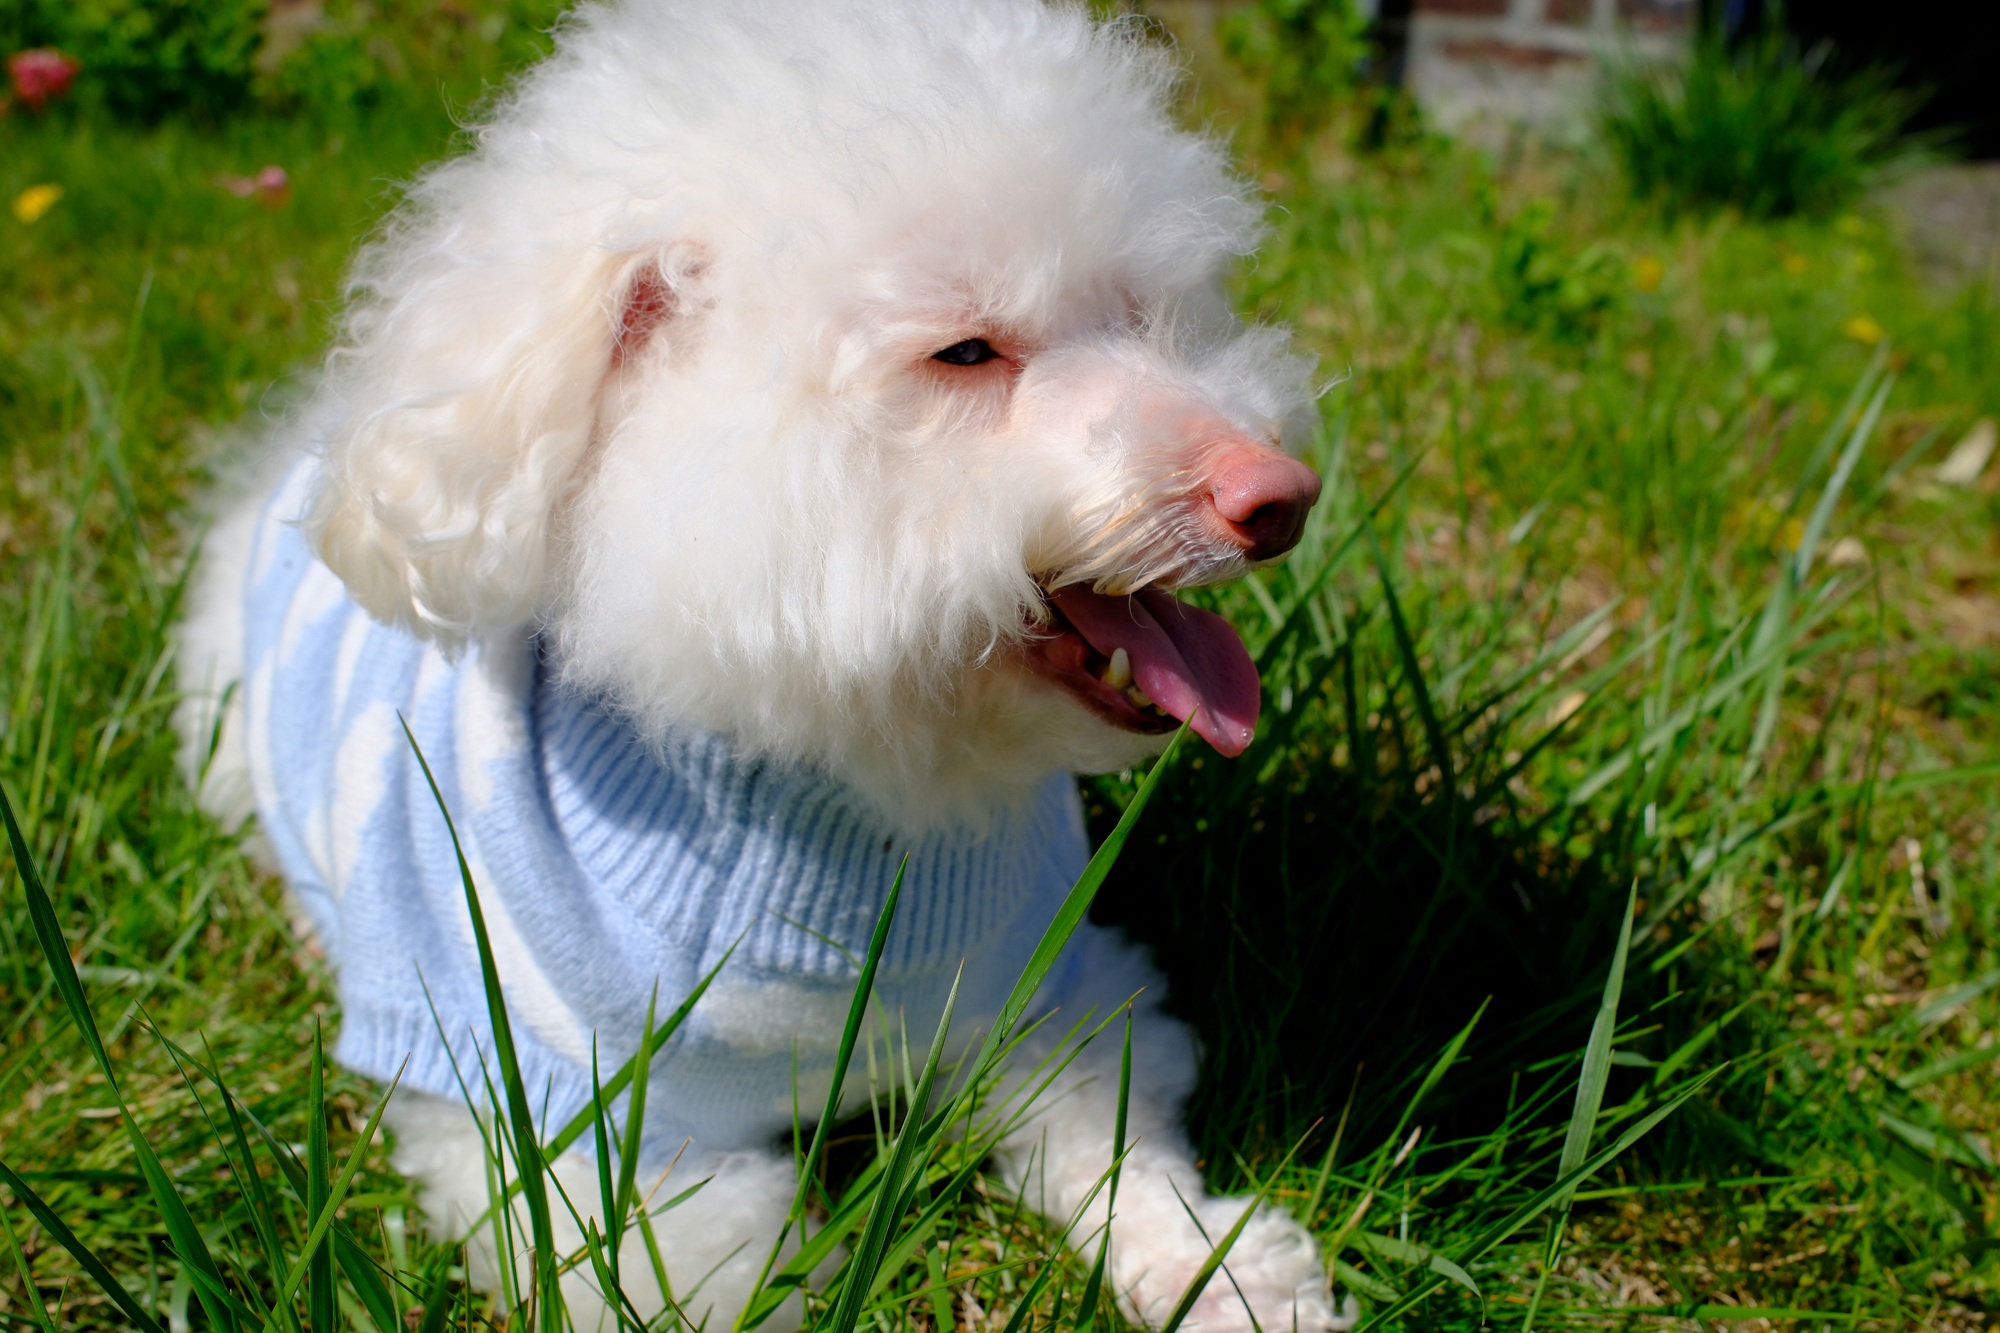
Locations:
1124;683;1153;710
1106;647;1132;690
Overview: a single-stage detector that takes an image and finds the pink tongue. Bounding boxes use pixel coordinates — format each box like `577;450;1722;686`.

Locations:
1050;586;1261;757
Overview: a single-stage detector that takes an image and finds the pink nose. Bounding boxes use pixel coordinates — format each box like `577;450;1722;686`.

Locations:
1208;447;1322;561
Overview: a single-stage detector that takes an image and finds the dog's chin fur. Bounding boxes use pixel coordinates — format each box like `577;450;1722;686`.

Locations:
572;652;1172;837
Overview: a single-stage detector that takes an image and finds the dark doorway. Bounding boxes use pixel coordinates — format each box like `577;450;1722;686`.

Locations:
1722;0;2000;159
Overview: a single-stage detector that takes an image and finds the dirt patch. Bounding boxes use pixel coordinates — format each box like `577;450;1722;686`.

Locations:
1881;162;2000;289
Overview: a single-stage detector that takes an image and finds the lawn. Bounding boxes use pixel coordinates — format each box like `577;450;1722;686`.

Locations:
2;4;1996;1330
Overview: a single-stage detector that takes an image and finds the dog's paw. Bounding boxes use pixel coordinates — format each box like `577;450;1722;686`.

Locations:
1115;1189;1347;1333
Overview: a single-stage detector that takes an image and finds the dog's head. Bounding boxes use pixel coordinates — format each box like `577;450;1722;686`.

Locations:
307;0;1320;826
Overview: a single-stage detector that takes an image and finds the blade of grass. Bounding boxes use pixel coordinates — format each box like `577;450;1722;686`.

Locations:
965;722;1190;1081
174;1255;268;1329
614;987;660;1249
924;1242;954;1333
544;952;735;1162
1156;1122;1317;1333
1253;448;1429;678
1521;881;1636;1331
588;1044;627;1330
738;856;908;1330
1334;1257;1400;1303
1323;1004;1486;1267
188;1036;303;1333
1558;883;1638;1205
863;1006;1136;1305
268;1061;407;1319
1368;533;1453;796
1779;344;1885;520
1351;1069;1720;1333
993;1254;1063;1333
0;1179;62;1333
739;901;1134;1329
825;963;964;1333
1567;591;1850;804
180;1045;410;1332
1352;1231;1480;1309
853;1147;998;1304
0;1160;168;1333
161;1029;405;1333
543;1162;661;1333
307;1022;335;1333
632;1161;691;1328
1741;373;1892;781
398;717;561;1333
1651;998;1752;1088
1;782;241;1333
439;935;735;1280
1302;1067;1361;1229
746;728;1188;1332
1074;1008;1133;1333
1794;373;1893;584
416;1259;457;1333
1163;1177;1273;1333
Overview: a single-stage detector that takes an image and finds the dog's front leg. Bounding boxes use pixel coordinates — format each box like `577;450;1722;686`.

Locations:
387;1091;807;1332
993;1001;1346;1333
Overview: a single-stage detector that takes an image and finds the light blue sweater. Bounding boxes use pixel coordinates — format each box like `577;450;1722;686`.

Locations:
238;465;1094;1155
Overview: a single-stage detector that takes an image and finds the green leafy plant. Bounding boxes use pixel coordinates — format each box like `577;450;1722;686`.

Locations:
1488;198;1627;343
257;16;387;125
1598;25;1927;220
6;0;268;121
0;0;567;124
1218;0;1368;149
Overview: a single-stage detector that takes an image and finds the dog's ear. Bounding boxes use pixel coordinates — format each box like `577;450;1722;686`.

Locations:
613;261;678;369
305;236;699;644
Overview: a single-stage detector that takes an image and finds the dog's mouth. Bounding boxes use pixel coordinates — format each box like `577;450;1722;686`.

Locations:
1023;585;1260;757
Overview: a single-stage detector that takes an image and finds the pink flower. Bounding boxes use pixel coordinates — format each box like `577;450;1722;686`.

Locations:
217;166;292;207
255;166;290;205
7;49;80;112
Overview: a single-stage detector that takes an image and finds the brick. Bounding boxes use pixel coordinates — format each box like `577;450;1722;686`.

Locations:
1545;0;1593;23
1438;37;1586;68
1617;0;1694;30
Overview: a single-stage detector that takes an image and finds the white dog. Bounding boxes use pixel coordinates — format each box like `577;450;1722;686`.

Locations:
176;2;1342;1329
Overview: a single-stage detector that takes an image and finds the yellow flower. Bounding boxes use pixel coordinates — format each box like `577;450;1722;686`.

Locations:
12;183;63;224
1841;314;1884;346
1782;252;1809;275
1633;255;1664;292
1777;516;1805;552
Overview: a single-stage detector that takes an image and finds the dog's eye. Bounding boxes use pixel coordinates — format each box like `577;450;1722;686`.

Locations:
932;338;999;366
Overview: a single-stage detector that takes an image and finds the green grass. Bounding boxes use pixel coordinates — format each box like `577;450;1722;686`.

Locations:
1598;26;1927;222
4;9;2000;1331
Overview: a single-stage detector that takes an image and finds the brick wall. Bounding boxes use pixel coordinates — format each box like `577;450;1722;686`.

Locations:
1405;0;1693;139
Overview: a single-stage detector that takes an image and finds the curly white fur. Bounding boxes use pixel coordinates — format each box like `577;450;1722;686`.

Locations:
297;0;1312;822
177;1;1346;1328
